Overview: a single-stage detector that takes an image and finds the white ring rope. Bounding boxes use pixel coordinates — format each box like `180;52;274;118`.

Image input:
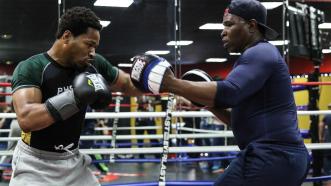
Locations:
0;143;330;156
0;133;231;142
178;126;230;134
1;110;331;119
95;123;185;131
95;126;161;131
95;126;228;134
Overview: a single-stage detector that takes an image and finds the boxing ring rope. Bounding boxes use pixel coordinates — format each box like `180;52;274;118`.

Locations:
96;126;161;131
1;81;331;88
291;82;331;86
0;129;310;142
0;83;11;87
95;123;221;133
95;123;185;131
0;156;236;167
100;177;331;186
1;110;331;119
0;143;330;156
0;110;331;183
0;93;11;96
96;127;309;139
0;129;11;133
92;156;237;164
0;133;230;142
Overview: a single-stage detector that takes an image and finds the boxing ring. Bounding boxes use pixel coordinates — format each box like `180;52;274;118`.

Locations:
1;111;331;185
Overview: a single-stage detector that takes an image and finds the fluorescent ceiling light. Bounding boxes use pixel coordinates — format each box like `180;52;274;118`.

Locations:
100;20;111;27
0;34;12;39
261;2;283;10
167;40;193;46
269;40;289;46
145;50;170;55
94;0;133;7
322;49;331;54
206;58;227;63
118;63;132;67
229;53;241;56
318;23;331;29
5;61;13;65
199;23;224;30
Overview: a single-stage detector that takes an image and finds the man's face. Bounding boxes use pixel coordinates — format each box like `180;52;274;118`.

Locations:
66;27;100;69
221;13;250;53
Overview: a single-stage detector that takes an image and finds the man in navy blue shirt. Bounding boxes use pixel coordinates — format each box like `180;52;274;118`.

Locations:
319;104;331;184
130;0;310;185
209;1;310;185
129;0;310;185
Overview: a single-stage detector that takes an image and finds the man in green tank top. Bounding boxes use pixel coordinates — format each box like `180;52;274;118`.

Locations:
10;6;141;186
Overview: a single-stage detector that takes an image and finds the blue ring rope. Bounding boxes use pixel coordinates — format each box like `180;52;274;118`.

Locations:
92;156;236;164
101;176;331;186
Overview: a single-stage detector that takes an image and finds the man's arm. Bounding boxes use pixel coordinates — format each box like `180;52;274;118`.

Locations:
163;73;218;107
110;69;142;96
13;87;55;132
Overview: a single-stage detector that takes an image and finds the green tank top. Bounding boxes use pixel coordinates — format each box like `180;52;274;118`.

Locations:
11;53;118;152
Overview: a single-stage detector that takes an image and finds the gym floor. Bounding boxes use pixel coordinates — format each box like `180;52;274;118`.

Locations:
0;160;315;186
100;163;315;186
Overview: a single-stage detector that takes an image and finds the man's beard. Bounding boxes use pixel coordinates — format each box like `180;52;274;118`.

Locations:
72;61;89;72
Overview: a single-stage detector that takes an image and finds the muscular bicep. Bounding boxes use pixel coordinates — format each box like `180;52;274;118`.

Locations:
12;87;55;132
13;87;42;111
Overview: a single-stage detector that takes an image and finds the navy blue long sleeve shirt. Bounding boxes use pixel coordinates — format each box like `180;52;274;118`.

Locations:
215;40;303;150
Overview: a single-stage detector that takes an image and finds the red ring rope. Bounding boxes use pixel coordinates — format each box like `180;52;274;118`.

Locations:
291;82;331;86
0;83;11;87
1;82;331;88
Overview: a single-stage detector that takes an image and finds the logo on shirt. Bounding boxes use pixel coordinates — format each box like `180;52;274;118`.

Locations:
57;85;73;95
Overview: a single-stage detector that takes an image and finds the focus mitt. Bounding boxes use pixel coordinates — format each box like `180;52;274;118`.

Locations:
181;69;213;107
130;53;173;94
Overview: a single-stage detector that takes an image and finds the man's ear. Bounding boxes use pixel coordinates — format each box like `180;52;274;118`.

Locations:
248;19;259;33
61;30;72;44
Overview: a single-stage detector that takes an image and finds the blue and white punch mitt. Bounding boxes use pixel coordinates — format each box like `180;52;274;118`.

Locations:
130;53;173;94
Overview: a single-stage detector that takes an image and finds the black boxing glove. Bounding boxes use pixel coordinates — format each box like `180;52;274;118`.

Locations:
45;73;111;122
130;53;173;94
73;73;112;109
181;69;213;107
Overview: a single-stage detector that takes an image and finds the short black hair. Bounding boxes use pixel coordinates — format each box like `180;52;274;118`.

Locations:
56;6;102;39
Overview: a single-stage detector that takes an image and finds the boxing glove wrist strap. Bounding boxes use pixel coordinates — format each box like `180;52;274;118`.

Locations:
45;90;81;122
